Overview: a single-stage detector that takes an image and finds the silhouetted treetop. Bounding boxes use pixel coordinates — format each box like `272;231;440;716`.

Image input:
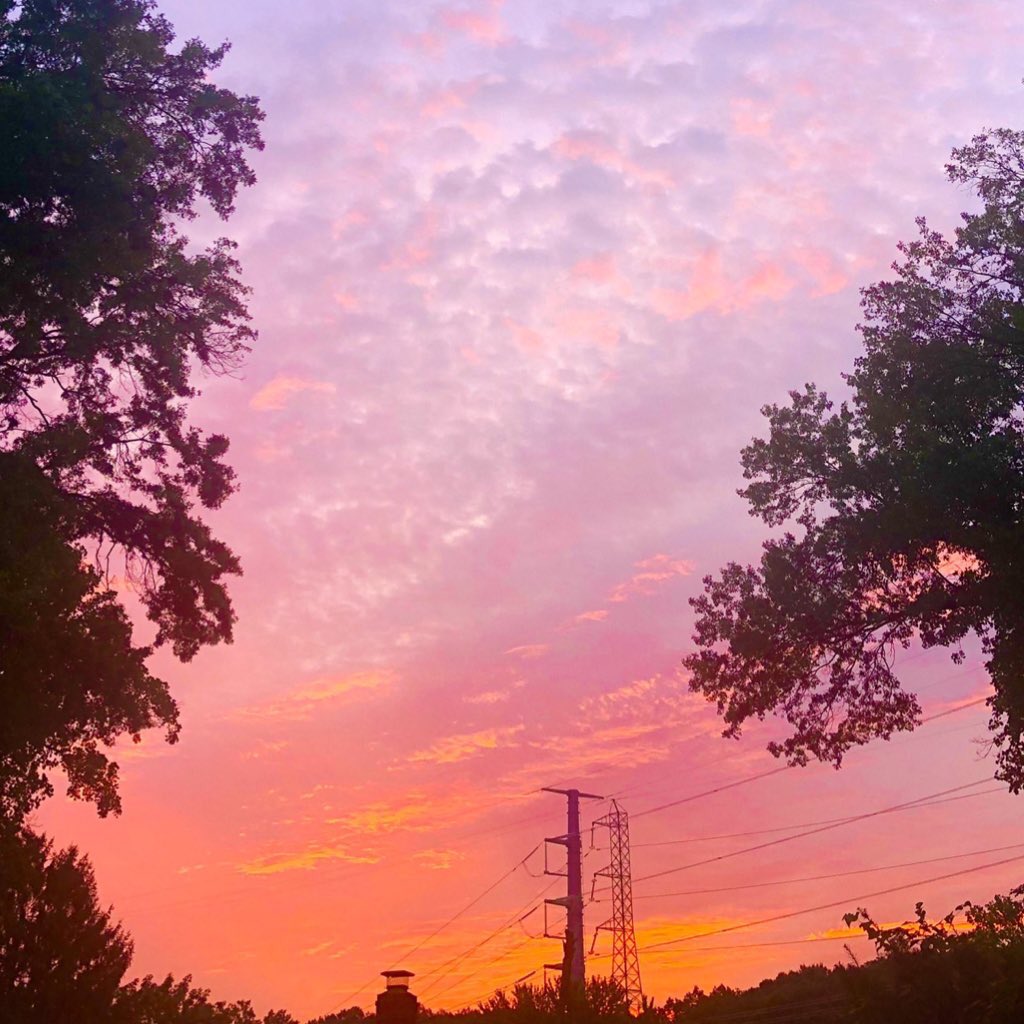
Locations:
0;826;132;1023
0;0;263;819
685;123;1024;789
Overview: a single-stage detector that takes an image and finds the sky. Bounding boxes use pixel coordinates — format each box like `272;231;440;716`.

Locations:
36;0;1024;1018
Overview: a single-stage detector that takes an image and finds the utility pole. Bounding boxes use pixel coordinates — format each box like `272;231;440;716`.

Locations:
591;799;643;1012
541;787;602;995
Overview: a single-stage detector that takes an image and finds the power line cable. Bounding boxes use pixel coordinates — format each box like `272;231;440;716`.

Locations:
632;785;1004;849
626;697;988;826
632;766;792;820
632;777;994;885
644;933;872;955
425;935;536;1007
334;844;541;1008
614;839;1024;901
116;683;991;918
416;905;539;997
416;877;560;998
609;849;1024;955
453;969;538;1012
611;669;987;809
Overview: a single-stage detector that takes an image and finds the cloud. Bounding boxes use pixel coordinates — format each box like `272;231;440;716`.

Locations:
504;644;549;659
413;848;466;870
608;555;695;603
330;783;503;834
235;670;394;723
464;688;512;704
249;375;337;411
406;724;524;765
238;845;379;876
438;2;506;46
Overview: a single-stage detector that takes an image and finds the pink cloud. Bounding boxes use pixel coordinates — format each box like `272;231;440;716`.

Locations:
380;208;440;272
731;97;775;138
609;554;695;603
249;376;336;412
505;318;544;352
552;130;673;188
793;246;849;296
652;248;729;320
504;644;549;659
554;305;620;348
234;671;394;723
438;2;506;45
571;252;617;284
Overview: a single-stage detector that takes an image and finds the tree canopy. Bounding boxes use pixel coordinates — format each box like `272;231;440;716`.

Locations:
0;826;132;1023
0;0;263;819
0;826;298;1024
684;124;1024;789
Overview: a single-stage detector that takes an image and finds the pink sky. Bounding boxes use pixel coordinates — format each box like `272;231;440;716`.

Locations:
38;0;1024;1018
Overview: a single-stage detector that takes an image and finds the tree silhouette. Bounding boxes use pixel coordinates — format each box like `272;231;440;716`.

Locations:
684;123;1024;788
0;826;132;1024
117;973;299;1023
0;0;263;819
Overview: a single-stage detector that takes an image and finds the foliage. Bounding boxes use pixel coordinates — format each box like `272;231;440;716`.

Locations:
0;453;175;816
304;1011;366;1024
116;973;298;1024
0;0;263;819
426;978;635;1024
0;826;299;1022
663;971;847;1024
684;123;1024;787
841;887;1024;1023
0;825;132;1024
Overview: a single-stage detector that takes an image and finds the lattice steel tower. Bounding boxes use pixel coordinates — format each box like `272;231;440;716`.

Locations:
591;800;642;1011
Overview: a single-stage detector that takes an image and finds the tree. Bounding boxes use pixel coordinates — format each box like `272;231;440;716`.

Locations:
0;0;263;819
0;826;132;1023
116;974;299;1024
684;124;1024;788
842;889;1024;1023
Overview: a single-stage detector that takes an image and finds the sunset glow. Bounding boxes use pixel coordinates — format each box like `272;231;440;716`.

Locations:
34;0;1024;1019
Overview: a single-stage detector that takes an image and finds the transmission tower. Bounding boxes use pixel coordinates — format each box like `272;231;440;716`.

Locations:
591;799;643;1012
541;787;602;997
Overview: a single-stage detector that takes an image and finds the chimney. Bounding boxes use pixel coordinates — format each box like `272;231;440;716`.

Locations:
376;970;418;1024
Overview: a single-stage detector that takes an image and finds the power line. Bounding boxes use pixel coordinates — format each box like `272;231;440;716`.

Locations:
615;849;1024;955
616;839;1024;900
921;696;987;723
632;766;792;820
453;969;538;1012
416;877;560;998
632;777;994;885
334;844;541;1008
425;935;536;1006
610;667;987;811
625;696;988;827
632;786;1004;849
643;933;872;955
409;839;609;1004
